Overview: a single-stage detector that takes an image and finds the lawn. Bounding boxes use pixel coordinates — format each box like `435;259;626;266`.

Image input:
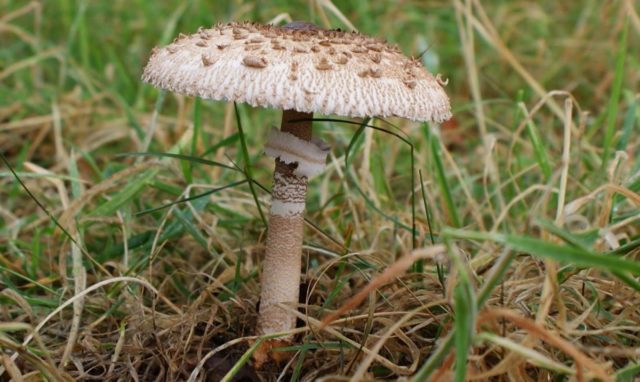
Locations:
1;1;639;381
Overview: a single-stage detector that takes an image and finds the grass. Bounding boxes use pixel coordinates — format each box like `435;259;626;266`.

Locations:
1;0;639;380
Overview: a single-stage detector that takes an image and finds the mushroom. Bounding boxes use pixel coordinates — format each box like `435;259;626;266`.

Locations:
141;21;451;366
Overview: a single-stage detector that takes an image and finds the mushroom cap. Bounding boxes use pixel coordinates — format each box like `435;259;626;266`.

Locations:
142;21;451;123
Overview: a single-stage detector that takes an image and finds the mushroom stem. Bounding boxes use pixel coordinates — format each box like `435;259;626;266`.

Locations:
257;110;312;340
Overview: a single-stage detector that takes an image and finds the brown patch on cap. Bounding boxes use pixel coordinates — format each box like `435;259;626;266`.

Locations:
315;57;332;71
358;68;381;78
201;54;215;66
335;54;349;65
404;79;417;89
369;68;382;78
243;55;268;68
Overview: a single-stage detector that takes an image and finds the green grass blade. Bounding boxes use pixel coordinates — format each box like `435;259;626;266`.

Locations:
443;228;640;275
535;219;597;249
419;169;441;278
523;110;552;181
90;169;158;216
118;152;237;171
429;128;461;227
135;179;248;216
184;97;202;183
202;133;240;157
537;219;640;292
344;120;367;165
218;340;263;382
173;208;208;250
615;97;637;151
601;18;628;167
453;281;472;382
444;238;476;382
234;102;267;226
412;333;454;381
617;362;640;382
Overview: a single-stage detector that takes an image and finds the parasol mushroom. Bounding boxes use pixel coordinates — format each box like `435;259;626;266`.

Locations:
141;20;451;366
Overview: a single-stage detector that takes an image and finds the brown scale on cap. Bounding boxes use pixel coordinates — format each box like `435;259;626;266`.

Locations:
366;44;382;52
142;21;451;122
315;56;332;71
404;79;417;89
243;55;267;68
351;46;367;54
201;54;215;66
335;53;349;65
289;60;299;81
197;27;209;38
358;67;382;78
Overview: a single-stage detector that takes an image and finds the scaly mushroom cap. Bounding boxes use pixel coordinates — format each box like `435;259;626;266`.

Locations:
142;21;451;122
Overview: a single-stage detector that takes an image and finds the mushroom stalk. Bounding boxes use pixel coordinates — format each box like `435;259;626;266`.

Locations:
257;110;312;338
